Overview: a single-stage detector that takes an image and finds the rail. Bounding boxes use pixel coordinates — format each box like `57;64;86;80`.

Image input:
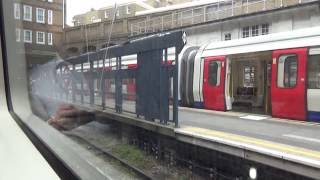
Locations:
130;0;317;36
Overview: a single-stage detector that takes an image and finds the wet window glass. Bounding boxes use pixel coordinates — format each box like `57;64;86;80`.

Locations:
2;0;320;179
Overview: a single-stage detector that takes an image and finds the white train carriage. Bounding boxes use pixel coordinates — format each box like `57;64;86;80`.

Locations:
184;26;320;121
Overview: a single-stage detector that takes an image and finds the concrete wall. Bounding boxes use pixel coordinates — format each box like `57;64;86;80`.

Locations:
186;4;320;46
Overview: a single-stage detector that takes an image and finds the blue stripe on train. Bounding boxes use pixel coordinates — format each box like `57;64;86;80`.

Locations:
193;101;204;109
308;111;320;122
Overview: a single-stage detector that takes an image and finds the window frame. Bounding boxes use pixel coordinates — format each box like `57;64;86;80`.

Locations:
242;26;250;38
14;3;20;19
23;29;32;43
224;33;231;41
251;25;259;37
36;31;45;45
126;6;131;15
277;54;299;88
48;10;53;25
0;1;127;179
48;32;53;45
36;8;45;24
104;10;109;18
116;9;120;17
23;5;32;21
16;28;21;42
261;23;269;35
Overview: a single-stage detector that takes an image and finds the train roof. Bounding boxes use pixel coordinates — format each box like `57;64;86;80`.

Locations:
201;26;320;57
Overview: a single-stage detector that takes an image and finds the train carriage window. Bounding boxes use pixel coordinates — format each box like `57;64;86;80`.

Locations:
308;55;320;89
277;55;298;88
208;61;221;86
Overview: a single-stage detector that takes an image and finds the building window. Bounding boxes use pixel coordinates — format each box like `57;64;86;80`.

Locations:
208;61;221;86
48;10;53;25
244;66;255;87
252;25;259;37
48;0;53;2
14;3;20;19
224;33;231;41
23;5;32;21
126;6;131;14
116;9;120;17
36;8;45;23
36;31;45;44
16;28;21;42
308;55;320;89
277;55;297;88
23;30;32;43
48;32;53;45
242;26;250;38
262;23;269;35
104;11;109;18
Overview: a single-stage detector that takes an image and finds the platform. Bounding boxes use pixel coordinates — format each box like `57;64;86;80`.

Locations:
176;107;320;179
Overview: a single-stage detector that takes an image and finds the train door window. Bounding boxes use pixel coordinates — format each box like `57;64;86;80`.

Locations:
277;54;298;88
243;66;255;87
208;61;221;86
308;55;320;89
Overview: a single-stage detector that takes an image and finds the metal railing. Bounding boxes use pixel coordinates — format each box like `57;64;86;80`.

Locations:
130;0;316;36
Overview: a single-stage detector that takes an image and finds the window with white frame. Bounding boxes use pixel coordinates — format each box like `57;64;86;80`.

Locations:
251;25;259;37
48;10;53;24
16;28;21;42
36;8;45;23
23;30;32;43
224;33;231;41
36;31;45;44
126;6;131;14
48;32;53;45
23;5;32;21
14;3;20;19
242;26;250;38
104;11;109;18
262;23;269;35
90;16;96;22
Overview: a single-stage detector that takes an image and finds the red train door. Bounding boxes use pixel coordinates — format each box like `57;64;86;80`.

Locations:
203;56;226;111
271;48;307;120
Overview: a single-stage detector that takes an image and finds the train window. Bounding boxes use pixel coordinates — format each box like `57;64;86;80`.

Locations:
208;61;221;86
277;55;298;88
308;55;320;89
